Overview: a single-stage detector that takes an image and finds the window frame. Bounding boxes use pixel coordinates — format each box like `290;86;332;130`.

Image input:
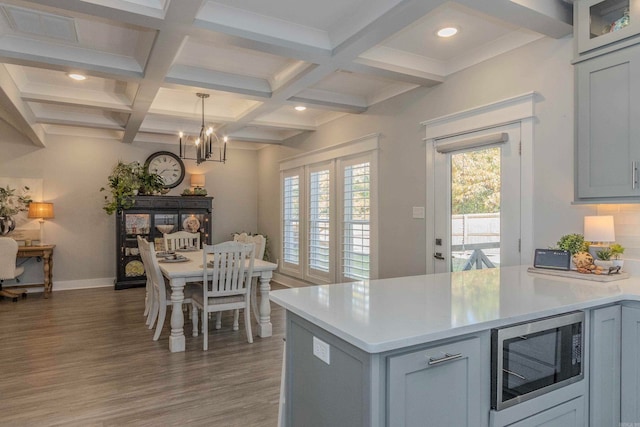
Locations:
280;134;379;285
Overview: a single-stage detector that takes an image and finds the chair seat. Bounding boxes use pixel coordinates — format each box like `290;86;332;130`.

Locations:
192;293;244;306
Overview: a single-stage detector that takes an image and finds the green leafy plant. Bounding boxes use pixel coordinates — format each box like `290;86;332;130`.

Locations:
556;233;589;255
100;161;167;214
0;185;32;217
596;247;612;261
100;161;141;215
610;243;625;260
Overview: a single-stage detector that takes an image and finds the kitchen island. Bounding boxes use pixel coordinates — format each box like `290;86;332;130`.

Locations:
270;265;640;427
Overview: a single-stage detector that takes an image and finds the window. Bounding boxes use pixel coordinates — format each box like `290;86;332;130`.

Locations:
280;134;378;285
342;160;371;280
283;174;300;265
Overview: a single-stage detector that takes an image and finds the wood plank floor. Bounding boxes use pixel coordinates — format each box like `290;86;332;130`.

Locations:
0;285;286;426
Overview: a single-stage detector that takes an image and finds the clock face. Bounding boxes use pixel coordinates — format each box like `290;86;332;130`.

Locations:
145;151;185;188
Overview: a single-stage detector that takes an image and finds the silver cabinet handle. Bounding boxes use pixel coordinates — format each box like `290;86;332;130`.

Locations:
503;368;526;380
427;352;462;365
633;161;638;190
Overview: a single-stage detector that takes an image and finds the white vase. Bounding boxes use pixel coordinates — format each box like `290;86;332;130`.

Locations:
594;259;614;268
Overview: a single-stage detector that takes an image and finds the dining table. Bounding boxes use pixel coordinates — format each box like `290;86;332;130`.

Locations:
158;249;278;352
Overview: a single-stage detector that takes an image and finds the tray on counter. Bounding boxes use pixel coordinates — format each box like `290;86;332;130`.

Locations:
527;267;630;282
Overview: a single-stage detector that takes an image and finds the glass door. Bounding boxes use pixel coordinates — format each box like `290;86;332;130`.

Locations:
433;123;521;273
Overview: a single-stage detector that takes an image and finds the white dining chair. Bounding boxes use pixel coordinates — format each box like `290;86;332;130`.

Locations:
164;230;200;251
192;241;255;350
226;233;266;330
137;236;154;324
138;237;200;340
0;237;27;302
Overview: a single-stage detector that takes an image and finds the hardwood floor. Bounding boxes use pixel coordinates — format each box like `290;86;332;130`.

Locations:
0;285;287;426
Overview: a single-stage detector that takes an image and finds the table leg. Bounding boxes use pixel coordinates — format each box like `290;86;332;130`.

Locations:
257;271;273;338
169;277;186;352
43;253;52;298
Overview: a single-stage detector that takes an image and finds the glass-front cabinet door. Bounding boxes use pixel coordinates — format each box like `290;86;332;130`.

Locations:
577;0;640;54
121;212;150;281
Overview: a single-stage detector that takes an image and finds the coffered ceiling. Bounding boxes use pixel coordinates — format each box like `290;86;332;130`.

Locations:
0;0;572;149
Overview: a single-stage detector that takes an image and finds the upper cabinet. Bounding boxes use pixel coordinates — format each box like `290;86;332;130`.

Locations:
576;0;640;56
575;43;640;200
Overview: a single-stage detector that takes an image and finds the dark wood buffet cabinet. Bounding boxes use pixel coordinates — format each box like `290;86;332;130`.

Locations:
114;195;213;290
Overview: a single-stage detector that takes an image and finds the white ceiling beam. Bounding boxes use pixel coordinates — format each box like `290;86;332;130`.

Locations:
344;60;444;87
0;35;144;78
459;0;573;38
122;0;206;144
166;65;272;98
0;64;45;146
21;92;132;113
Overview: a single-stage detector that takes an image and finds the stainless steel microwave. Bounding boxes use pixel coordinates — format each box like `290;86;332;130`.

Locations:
491;311;584;411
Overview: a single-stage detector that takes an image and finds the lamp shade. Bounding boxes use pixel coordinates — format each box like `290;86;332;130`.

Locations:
584;215;615;242
190;174;205;187
28;202;54;219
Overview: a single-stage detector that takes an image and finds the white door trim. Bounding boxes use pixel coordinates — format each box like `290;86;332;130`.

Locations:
423;92;536;273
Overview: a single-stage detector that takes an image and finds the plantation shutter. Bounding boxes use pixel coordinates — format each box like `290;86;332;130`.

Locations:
342;161;371;280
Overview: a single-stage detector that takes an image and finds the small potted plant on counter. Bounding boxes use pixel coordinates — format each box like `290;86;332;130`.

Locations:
610;243;625;269
556;234;590;269
595;247;614;268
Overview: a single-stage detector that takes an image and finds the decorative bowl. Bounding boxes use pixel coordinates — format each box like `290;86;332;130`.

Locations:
156;224;175;234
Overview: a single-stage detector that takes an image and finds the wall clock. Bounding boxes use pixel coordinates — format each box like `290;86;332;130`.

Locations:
145;151;185;188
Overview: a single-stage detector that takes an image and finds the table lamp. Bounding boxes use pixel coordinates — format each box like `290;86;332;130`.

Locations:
190;174;205;189
584;215;615;259
28;202;54;244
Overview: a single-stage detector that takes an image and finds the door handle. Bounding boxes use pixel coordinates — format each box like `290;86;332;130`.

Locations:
428;352;462;365
434;253;445;260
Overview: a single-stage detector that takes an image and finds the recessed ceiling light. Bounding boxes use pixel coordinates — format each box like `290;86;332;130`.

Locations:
67;73;86;81
436;27;458;38
295;105;307;111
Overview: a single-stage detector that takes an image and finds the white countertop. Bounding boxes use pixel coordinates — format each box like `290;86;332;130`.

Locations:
270;265;640;353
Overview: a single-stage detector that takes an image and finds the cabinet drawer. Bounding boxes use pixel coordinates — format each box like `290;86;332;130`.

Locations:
180;198;211;209
387;337;482;427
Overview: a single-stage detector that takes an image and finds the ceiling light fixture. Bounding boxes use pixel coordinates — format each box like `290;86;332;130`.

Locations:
436;27;458;38
179;93;227;165
295;105;307;111
67;73;86;81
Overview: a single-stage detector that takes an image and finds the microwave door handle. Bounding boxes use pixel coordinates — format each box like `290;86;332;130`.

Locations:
503;368;526;381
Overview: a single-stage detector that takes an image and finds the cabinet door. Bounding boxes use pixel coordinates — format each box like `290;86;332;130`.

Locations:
622;305;640;424
506;397;584;427
576;0;640;55
387;337;482;427
590;305;621;426
576;43;640;199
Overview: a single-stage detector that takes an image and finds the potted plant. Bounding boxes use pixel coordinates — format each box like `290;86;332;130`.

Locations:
556;234;590;270
595;247;614;268
138;169;165;195
0;185;32;235
100;161;142;215
610;243;625;268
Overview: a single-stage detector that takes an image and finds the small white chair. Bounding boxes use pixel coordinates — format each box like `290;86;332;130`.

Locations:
164;231;200;251
137;236;154;324
192;241;255;350
138;237;200;341
218;233;266;330
0;237;27;302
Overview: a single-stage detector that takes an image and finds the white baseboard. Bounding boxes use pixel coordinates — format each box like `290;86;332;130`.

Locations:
272;272;314;288
4;277;116;293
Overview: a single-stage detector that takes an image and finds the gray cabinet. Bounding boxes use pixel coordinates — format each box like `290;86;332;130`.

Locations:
387;337;483;427
589;305;621;426
622;304;640;424
506;397;585;427
575;0;640;56
575;42;640;201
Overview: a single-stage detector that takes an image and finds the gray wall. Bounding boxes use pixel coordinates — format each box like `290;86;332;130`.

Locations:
0;131;258;287
258;35;596;280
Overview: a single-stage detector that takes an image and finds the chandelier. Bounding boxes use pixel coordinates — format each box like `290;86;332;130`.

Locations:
179;93;227;165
